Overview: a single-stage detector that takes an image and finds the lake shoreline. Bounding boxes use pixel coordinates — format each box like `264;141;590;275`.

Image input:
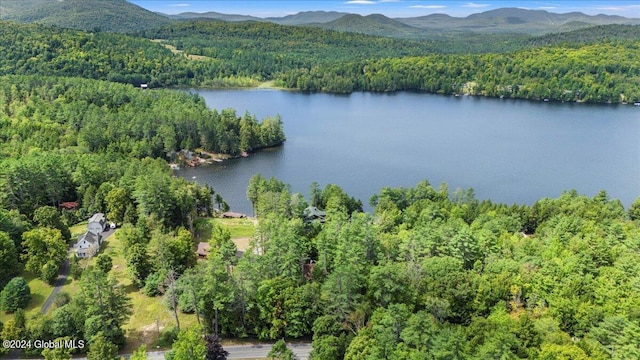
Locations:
177;89;639;215
178;82;638;106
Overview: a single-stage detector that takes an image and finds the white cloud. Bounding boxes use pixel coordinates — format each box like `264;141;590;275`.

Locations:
537;6;556;10
593;5;640;11
379;0;402;2
168;3;190;7
410;5;446;9
462;2;490;8
345;0;377;4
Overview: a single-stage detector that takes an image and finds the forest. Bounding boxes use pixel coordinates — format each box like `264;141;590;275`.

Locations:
1;20;639;103
4;168;640;358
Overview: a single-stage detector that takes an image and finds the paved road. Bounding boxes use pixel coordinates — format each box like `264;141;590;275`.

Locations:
140;342;311;360
40;227;116;314
4;342;311;360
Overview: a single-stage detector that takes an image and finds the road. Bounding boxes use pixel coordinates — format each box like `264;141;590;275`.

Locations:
5;342;312;360
141;342;311;360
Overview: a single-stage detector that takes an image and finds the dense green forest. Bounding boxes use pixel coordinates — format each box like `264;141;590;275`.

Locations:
0;75;284;159
278;40;640;102
237;179;640;359
1;20;639;103
0;22;198;87
3;166;640;358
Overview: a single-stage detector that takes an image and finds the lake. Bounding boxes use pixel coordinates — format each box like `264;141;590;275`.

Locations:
177;89;640;214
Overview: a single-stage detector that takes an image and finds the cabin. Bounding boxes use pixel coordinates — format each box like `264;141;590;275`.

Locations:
222;211;247;219
303;206;326;223
74;231;101;258
87;213;106;235
196;242;245;259
140;83;148;90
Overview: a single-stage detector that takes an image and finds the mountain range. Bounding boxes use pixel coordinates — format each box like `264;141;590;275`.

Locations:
166;7;640;37
0;0;638;37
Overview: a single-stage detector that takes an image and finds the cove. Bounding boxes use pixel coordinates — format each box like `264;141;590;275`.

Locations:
177;89;640;214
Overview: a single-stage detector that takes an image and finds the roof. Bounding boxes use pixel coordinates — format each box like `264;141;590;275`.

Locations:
304;206;326;218
76;231;99;247
197;242;211;257
197;242;245;259
88;213;106;224
59;201;79;210
222;211;246;218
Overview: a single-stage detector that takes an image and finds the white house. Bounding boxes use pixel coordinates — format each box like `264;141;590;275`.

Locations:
74;231;101;258
87;213;106;235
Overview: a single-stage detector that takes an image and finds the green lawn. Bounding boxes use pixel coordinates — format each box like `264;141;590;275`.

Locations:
95;229;198;352
69;221;88;238
0;272;54;324
202;217;257;239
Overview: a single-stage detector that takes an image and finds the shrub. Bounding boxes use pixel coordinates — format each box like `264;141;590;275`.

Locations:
143;271;166;297
53;291;71;308
268;339;295;360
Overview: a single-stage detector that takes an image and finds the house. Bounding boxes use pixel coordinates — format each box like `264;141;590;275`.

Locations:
74;231;101;258
303;206;326;223
196;242;245;259
222;211;246;219
87;213;106;235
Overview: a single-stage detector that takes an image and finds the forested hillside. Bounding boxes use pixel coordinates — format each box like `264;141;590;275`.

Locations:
0;22;201;87
0;0;171;32
2;20;639;103
279;40;640;102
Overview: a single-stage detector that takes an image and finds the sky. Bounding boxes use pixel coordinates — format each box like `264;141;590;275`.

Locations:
129;1;640;18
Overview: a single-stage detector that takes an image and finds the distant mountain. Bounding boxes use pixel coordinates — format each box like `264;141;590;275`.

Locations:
315;14;425;38
527;24;640;46
3;1;638;38
164;7;639;38
166;11;262;22
397;8;640;34
165;10;348;25
266;11;348;25
0;0;171;32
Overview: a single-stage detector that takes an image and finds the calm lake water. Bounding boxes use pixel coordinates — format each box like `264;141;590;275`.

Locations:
178;89;640;214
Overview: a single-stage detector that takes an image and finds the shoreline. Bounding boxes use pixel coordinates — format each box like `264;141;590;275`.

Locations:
169;142;285;170
179;82;638;106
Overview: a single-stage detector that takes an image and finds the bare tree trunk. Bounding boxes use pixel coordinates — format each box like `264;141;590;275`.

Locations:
165;269;181;331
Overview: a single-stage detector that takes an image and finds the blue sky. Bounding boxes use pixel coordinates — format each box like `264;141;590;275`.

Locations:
129;1;640;18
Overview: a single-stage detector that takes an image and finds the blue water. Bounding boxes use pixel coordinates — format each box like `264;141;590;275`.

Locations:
178;90;640;214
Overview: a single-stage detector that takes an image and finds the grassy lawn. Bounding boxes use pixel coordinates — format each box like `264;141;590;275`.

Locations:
0;272;54;324
200;218;256;241
69;221;88;238
96;229;198;352
195;217;257;252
